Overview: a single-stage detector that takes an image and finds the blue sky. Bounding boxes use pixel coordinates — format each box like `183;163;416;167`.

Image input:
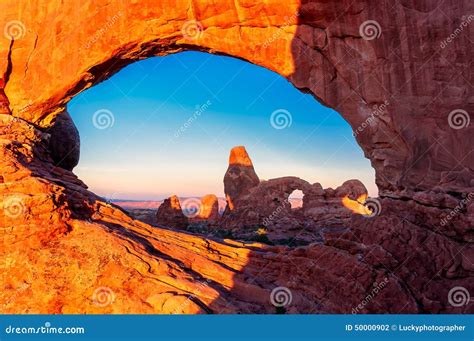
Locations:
68;51;376;200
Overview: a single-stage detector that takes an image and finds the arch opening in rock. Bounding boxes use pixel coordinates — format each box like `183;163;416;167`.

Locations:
288;190;304;210
1;0;471;315
66;51;377;242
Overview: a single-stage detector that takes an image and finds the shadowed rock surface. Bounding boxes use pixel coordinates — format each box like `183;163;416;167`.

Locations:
0;0;472;314
48;111;80;171
221;147;370;243
156;195;189;229
223;146;260;212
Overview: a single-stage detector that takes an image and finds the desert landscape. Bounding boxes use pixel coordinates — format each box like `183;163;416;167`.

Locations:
0;0;473;315
115;146;367;246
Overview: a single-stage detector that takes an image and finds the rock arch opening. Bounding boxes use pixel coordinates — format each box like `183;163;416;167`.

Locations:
288;189;304;210
0;0;470;315
67;51;377;243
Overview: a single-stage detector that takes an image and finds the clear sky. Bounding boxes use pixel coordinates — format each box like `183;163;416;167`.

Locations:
68;51;377;200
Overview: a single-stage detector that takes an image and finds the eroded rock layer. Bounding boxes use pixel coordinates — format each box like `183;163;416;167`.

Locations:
0;0;473;314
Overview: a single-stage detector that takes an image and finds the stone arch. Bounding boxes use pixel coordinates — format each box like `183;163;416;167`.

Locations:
0;0;472;314
1;0;470;199
0;1;432;197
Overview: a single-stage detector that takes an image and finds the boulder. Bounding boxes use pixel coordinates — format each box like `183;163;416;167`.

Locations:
47;111;80;171
221;147;370;242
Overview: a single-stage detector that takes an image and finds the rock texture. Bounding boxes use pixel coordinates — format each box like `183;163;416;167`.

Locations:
156;195;189;229
224;146;260;212
195;194;220;225
0;0;473;314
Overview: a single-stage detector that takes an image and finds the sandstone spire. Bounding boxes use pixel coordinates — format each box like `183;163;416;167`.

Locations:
223;146;260;211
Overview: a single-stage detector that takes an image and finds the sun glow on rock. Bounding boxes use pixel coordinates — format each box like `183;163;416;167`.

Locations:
229;146;254;167
341;194;372;216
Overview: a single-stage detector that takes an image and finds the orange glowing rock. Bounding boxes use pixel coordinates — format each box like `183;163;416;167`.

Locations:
224;146;260;214
229;146;254;167
226;194;235;211
341;194;372;216
156;195;189;229
0;0;468;316
197;194;219;224
169;195;182;211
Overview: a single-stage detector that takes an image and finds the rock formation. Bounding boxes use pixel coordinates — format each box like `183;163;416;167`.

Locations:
221;148;371;243
195;194;219;225
156;195;189;229
304;179;369;226
0;0;472;314
48;111;80;171
223;146;260;211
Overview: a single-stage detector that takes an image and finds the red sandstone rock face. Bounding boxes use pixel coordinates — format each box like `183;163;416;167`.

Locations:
0;0;473;314
156;195;189;229
304;180;368;226
196;194;219;225
0;0;471;196
221;148;370;243
224;146;260;211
